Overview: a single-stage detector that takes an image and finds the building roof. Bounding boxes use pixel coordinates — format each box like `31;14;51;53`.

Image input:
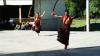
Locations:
0;0;33;5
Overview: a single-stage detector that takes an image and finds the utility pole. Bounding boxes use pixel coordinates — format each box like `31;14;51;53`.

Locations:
19;6;22;29
86;0;90;32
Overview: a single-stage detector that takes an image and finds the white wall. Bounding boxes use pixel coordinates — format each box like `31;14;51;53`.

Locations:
34;0;65;30
0;0;4;5
6;0;32;5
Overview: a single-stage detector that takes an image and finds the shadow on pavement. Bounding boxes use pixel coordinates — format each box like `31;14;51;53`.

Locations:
0;46;100;56
40;34;57;36
90;23;100;31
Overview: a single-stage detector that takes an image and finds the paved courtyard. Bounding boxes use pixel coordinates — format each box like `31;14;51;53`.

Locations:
0;30;100;56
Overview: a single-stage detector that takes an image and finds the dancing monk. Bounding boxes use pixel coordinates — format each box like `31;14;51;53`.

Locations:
51;11;74;49
28;11;45;36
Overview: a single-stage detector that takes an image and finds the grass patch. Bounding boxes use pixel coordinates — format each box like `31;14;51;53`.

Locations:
71;19;86;28
90;18;100;23
71;18;100;31
71;18;100;28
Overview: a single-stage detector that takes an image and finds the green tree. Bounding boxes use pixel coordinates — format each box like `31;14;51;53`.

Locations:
64;0;86;18
90;0;100;18
64;0;77;16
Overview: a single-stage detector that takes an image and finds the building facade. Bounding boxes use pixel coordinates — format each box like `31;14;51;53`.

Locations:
34;0;65;30
0;0;65;30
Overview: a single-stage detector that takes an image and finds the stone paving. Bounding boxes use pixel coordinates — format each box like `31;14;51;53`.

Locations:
0;30;100;56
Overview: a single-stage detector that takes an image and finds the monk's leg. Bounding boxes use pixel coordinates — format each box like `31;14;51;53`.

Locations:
64;44;68;50
64;31;70;50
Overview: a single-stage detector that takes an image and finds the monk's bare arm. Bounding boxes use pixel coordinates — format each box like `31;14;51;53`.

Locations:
41;11;45;17
54;15;62;18
51;11;62;18
28;16;34;19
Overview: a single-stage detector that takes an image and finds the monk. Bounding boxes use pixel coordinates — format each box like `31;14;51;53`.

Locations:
28;11;45;36
51;11;74;49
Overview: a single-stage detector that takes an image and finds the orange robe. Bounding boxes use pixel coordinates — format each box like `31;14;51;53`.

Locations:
57;16;73;45
32;16;41;33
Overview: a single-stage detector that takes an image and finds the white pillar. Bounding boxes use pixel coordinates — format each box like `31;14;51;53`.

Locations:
86;0;90;32
19;6;22;24
19;6;22;29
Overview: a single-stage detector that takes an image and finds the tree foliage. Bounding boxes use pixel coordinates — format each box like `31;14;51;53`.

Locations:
64;0;100;18
64;0;86;18
90;0;100;18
